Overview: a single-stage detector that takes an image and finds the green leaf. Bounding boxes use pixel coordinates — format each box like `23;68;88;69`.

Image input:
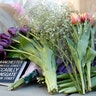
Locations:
89;25;96;48
85;47;96;63
72;25;79;42
91;66;96;73
77;23;83;39
24;54;41;67
91;76;96;88
7;51;21;58
18;33;38;55
66;37;86;94
77;29;90;63
66;37;78;62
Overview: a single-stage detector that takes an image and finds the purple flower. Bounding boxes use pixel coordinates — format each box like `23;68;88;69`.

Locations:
92;60;96;66
57;60;73;75
57;58;63;65
1;39;12;45
1;39;9;44
0;33;10;40
57;63;68;75
19;25;30;35
0;45;4;53
8;27;18;37
0;41;9;48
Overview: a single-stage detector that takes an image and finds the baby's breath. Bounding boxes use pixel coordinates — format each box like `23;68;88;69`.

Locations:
25;1;75;50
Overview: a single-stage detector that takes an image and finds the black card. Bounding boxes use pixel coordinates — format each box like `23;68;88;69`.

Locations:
0;59;28;86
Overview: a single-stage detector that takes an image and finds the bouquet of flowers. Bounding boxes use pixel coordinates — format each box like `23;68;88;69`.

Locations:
57;13;96;94
0;1;96;95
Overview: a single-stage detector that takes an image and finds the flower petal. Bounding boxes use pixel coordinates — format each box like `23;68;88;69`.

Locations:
19;25;30;35
0;45;4;53
8;27;18;37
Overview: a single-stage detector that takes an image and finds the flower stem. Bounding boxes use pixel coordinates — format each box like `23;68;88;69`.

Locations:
5;49;32;56
87;62;91;91
78;63;85;94
8;78;24;90
43;71;58;94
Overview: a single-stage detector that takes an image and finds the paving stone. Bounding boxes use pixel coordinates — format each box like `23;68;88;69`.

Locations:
69;91;96;96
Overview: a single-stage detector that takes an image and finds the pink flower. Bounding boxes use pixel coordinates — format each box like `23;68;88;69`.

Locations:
80;13;88;23
70;13;93;25
12;3;25;15
12;3;30;22
70;13;80;25
80;13;92;23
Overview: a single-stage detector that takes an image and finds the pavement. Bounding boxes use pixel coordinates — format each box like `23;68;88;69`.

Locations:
0;84;96;96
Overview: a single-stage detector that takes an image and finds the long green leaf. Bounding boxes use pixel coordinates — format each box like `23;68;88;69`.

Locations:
66;36;85;94
77;30;90;64
66;37;79;67
18;33;38;55
85;47;96;63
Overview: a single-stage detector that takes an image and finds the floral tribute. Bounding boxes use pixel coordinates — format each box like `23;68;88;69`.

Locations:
0;2;96;95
